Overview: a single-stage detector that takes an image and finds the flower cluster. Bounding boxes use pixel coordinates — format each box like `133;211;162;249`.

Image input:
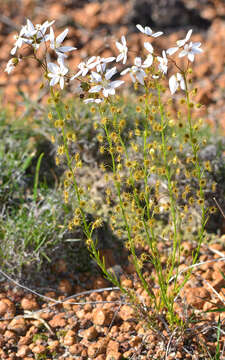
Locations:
6;19;203;96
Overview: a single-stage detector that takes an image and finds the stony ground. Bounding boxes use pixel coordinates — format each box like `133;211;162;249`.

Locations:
0;238;225;359
0;0;225;359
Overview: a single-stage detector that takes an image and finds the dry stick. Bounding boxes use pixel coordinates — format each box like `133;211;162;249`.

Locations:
0;268;121;306
213;196;225;219
168;257;225;284
165;327;179;359
0;15;20;31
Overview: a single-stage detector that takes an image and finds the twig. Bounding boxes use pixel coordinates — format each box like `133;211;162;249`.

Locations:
0;15;20;31
213;197;225;219
169;256;225;283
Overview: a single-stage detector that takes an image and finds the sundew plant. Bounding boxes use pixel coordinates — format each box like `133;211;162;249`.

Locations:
6;19;212;327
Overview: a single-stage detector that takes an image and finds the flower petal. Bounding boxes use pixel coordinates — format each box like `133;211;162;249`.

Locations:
89;85;102;93
110;80;124;89
169;75;178;95
105;67;117;80
152;31;163;37
56;29;68;44
144;42;154;53
59;77;65;89
166;47;178;56
136;24;145;33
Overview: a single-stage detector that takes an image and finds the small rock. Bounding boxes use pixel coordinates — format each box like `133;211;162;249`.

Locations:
63;330;75;346
120;321;136;332
106;351;122;360
16;345;29;357
21;297;39;311
48;340;59;352
58;279;72;294
183;287;210;309
121;278;133;288
69;343;83;355
49;313;66;328
0;298;15;318
106;340;119;354
92;308;113;326
79;326;98;340
8;317;27;335
130;335;141;347
119;305;135;321
32;344;46;354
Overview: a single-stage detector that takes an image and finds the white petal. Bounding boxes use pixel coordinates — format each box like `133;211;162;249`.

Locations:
59;46;77;53
56;51;68;58
89;85;102;93
70;70;81;80
105;67;117;80
134;57;142;67
84;98;102;104
143;54;153;67
87;56;96;64
116;41;123;51
136;72;145;85
110;80;124;89
145;27;153;36
152;31;163;37
180;78;186;91
130;73;136;83
56;29;68;44
61;66;68;76
27;19;35;32
166;47;178;56
10;47;16;55
116;53;123;62
121;35;126;45
169;75;178;95
122;53;127;64
102;57;115;63
48;62;59;74
188;53;195;62
136;24;145;33
144;42;154;53
178;49;187;58
50;76;59;86
103;88;114;97
49;27;55;45
91;71;102;82
186;29;193;42
60;77;65;89
121;68;130;75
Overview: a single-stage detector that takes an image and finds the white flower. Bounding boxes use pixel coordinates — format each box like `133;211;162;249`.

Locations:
144;42;154;65
10;26;27;55
115;35;128;64
5;58;21;74
177;29;193;47
50;27;76;58
83;98;103;104
169;73;186;95
92;56;115;73
70;56;97;79
89;67;124;97
136;24;163;37
121;56;151;85
157;50;168;74
178;41;203;62
166;29;193;56
21;19;54;49
47;57;68;89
